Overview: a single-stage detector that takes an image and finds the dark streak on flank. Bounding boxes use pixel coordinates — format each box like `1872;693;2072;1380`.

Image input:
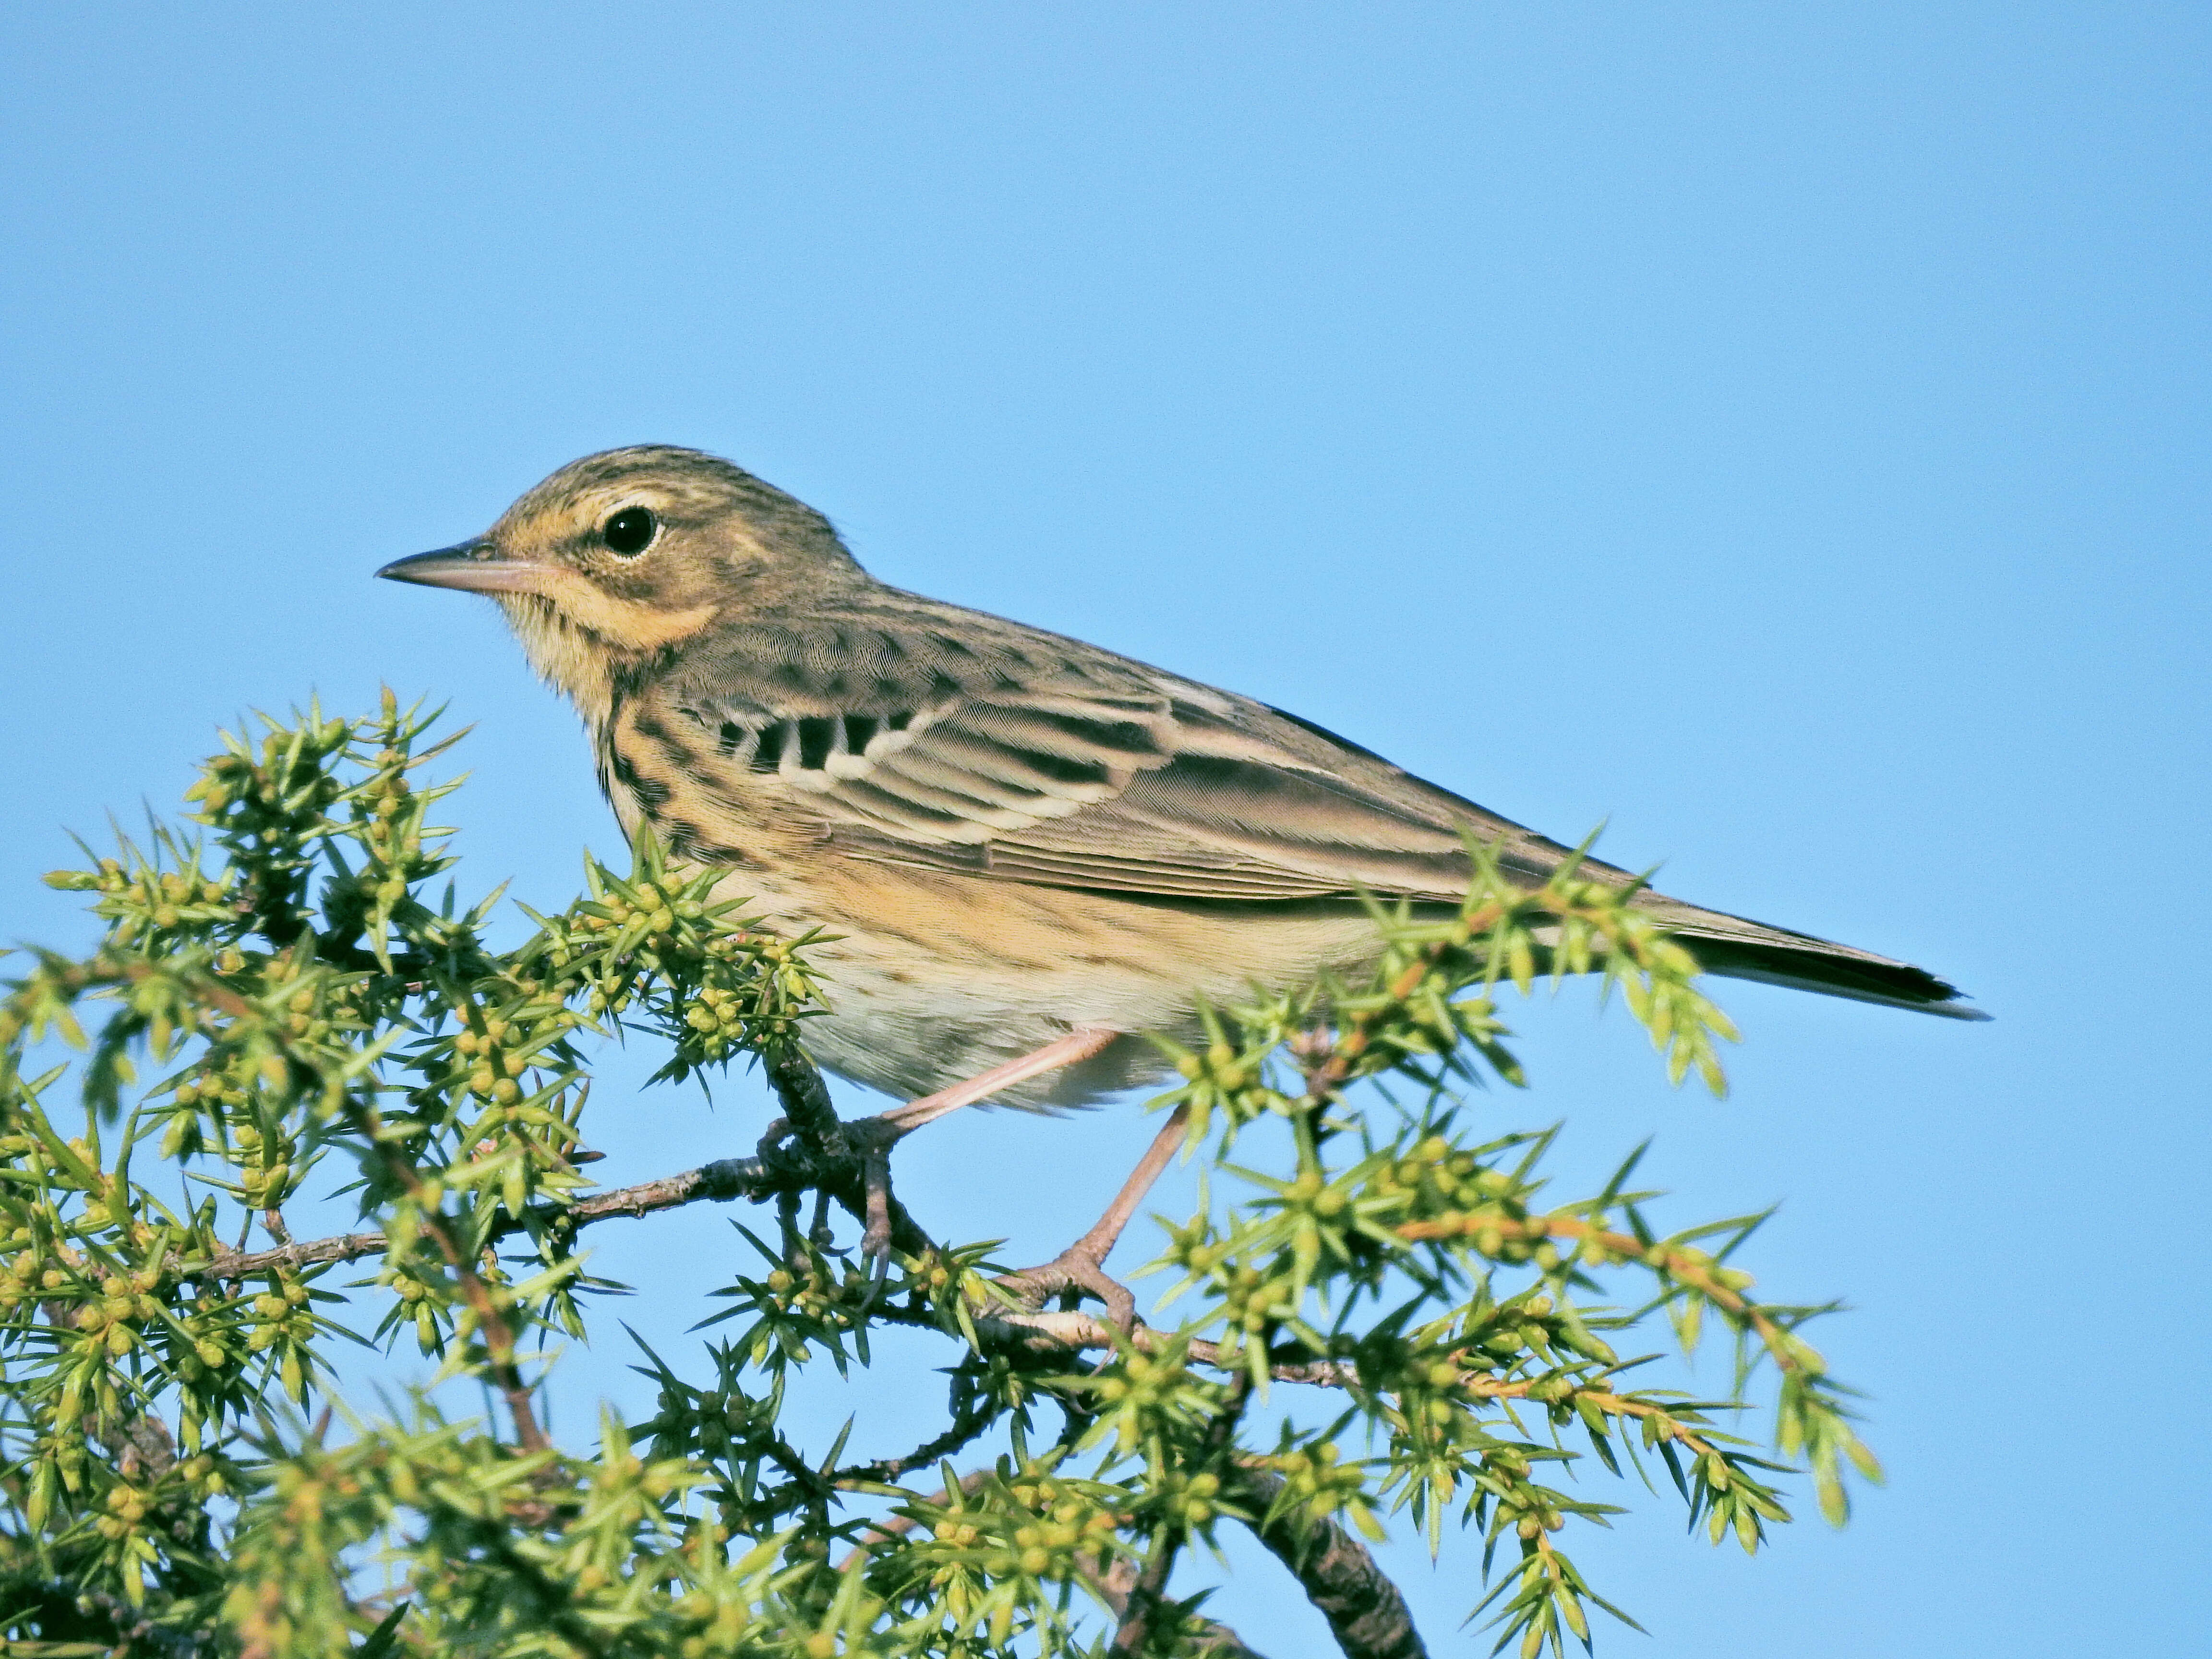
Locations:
610;748;671;814
638;714;731;803
717;721;746;756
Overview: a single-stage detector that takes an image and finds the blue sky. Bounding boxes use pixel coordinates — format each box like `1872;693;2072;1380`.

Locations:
3;6;2206;1654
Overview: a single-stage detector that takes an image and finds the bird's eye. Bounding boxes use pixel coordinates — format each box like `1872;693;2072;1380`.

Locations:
600;507;659;556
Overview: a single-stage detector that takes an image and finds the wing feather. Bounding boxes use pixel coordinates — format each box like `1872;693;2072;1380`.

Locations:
656;618;1550;903
634;608;1982;1017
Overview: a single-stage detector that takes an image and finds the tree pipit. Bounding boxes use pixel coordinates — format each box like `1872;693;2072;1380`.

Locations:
381;447;1982;1267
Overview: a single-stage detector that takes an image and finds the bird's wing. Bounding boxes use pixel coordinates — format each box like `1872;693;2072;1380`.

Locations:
643;608;1983;1017
650;613;1594;903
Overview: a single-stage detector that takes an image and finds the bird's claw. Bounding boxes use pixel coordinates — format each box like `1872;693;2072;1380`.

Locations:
1005;1247;1139;1333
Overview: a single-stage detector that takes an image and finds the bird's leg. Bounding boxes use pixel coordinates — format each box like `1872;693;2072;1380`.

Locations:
854;1027;1122;1282
1059;1102;1193;1270
1004;1102;1192;1331
877;1026;1122;1135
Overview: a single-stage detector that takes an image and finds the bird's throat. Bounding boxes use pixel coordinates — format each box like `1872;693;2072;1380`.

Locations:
497;586;715;727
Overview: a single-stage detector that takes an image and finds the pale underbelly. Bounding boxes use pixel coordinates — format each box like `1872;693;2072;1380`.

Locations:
703;858;1406;1108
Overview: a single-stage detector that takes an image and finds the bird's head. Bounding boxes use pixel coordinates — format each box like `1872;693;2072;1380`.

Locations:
378;445;864;716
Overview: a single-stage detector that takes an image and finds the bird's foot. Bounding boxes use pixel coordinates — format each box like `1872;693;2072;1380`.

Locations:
854;1027;1122;1299
1004;1247;1140;1331
999;1102;1193;1333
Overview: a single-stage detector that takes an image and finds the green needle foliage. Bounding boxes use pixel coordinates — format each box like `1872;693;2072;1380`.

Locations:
0;696;1883;1659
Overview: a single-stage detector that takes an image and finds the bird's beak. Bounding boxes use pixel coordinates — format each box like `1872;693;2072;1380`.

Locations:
375;541;550;595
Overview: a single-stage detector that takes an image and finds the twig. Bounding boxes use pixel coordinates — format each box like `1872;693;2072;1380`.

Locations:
964;1311;1742;1464
178;1048;938;1288
1226;1467;1428;1659
1114;1371;1251;1653
1290;915;1503;1106
833;1459;1264;1656
758;1037;843;1151
1110;1533;1182;1656
189;1140;907;1283
183;1190;1738;1479
836;1467;996;1570
1392;1210;1799;1370
174;1044;926;1449
966;1309;1358;1386
753;1046;933;1259
355;1107;550;1454
1084;1555;1269;1659
834;1395;1000;1488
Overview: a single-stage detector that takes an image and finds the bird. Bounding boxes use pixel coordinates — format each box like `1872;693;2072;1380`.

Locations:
378;445;1984;1123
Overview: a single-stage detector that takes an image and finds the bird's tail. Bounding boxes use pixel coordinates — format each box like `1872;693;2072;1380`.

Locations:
1632;894;1989;1021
